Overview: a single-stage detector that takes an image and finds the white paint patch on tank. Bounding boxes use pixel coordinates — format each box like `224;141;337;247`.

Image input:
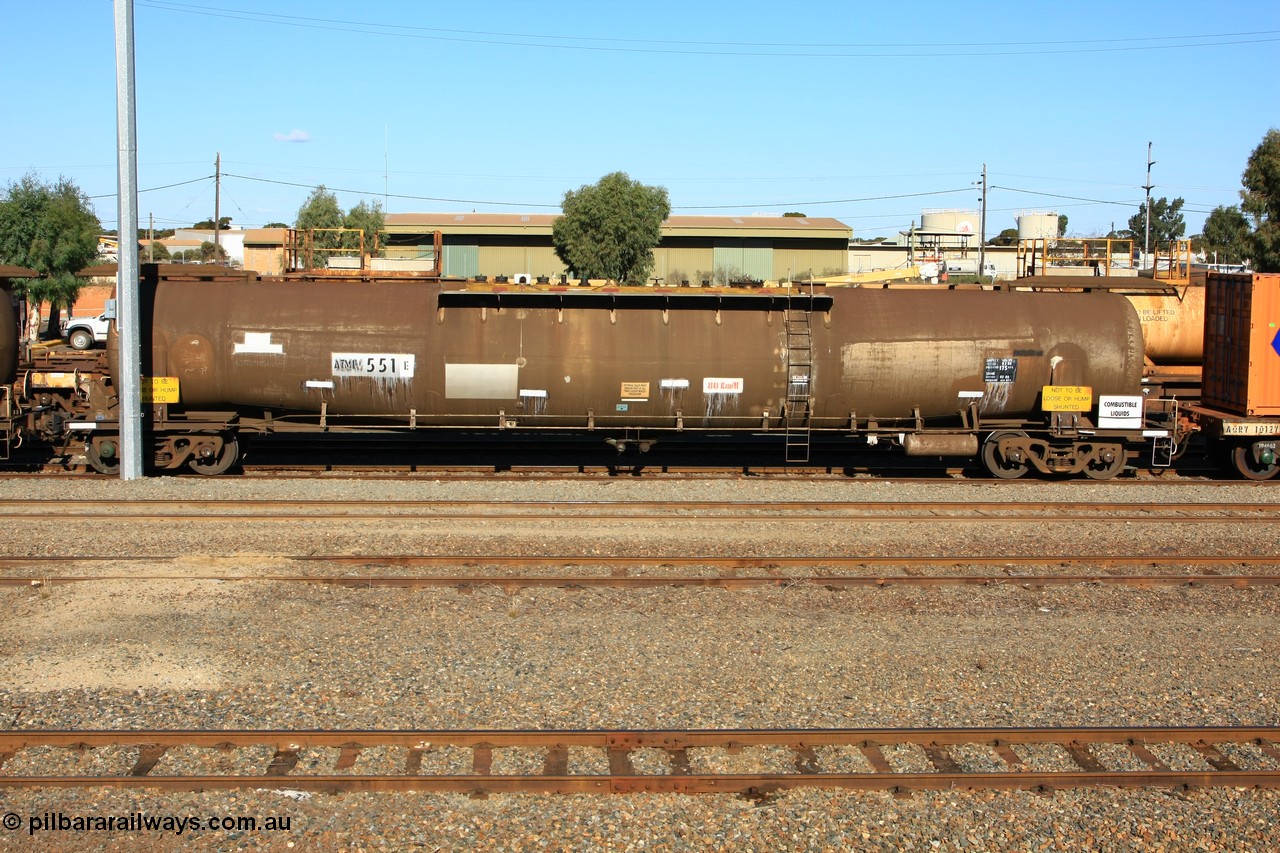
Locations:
446;364;519;399
520;389;549;415
233;332;284;355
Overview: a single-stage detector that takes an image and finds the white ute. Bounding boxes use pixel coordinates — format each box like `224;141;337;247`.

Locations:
61;312;112;350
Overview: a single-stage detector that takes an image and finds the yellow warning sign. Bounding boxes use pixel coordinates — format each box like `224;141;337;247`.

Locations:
141;376;180;404
1041;385;1092;412
620;381;650;401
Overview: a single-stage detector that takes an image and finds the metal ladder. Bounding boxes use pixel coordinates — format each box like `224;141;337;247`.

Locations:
784;294;814;463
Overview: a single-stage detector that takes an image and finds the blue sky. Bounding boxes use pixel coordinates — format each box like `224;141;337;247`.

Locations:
2;1;1277;239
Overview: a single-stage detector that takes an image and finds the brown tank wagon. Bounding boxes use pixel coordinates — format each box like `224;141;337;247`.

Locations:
68;267;1162;478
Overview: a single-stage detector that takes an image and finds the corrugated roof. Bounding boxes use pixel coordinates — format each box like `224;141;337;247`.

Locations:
384;213;560;227
244;227;289;244
384;211;855;235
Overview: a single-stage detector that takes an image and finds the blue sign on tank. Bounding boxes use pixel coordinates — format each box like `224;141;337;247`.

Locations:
1273;326;1280;359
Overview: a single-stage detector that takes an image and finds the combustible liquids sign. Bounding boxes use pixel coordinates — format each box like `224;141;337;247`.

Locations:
1041;385;1093;412
1097;395;1144;429
703;377;743;394
141;376;180;404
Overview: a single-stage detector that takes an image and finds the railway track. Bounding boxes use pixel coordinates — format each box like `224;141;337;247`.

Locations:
2;727;1276;795
2;498;1278;522
4;567;1280;590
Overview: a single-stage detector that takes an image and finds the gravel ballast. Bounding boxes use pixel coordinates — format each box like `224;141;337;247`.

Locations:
0;474;1276;851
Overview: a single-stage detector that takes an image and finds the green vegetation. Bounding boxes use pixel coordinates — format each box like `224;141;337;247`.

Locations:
0;173;101;337
1242;128;1280;272
552;172;670;285
1126;197;1186;251
294;186;384;268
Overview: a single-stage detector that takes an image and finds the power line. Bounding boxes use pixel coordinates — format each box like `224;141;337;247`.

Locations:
990;185;1142;207
87;174;214;200
221;173;560;208
137;2;1280;58
675;188;976;210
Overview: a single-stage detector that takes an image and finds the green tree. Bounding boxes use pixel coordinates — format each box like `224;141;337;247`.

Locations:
192;216;233;230
1242;128;1280;272
1200;205;1252;265
1057;214;1068;237
343;199;384;256
987;227;1020;247
143;242;171;262
552;172;670;285
263;221;289;229
295;185;343;268
198;241;228;263
1126;197;1186;252
0;173;101;338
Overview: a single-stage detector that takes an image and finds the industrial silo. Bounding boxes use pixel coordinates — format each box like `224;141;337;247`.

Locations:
1018;212;1060;240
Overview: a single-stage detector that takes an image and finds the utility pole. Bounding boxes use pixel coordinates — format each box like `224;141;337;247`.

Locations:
977;163;988;282
214;152;221;263
114;0;143;480
1143;141;1154;270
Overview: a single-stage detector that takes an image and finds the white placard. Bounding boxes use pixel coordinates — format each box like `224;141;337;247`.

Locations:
332;353;416;379
1098;395;1143;429
703;377;743;394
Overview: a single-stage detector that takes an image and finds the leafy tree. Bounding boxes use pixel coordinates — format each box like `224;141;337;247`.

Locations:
192;216;233;230
1126;197;1186;253
552;172;670;285
987;227;1019;247
263;221;290;229
1200;205;1252;265
142;242;171;262
0;173;101;338
294;188;384;267
1057;214;1068;237
342;199;384;256
295;185;344;268
198;241;228;263
1242;128;1280;272
782;211;807;218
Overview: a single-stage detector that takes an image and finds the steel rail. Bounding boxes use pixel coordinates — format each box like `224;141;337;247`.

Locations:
0;499;1276;522
1;727;1277;794
2;555;1279;570
3;574;1280;589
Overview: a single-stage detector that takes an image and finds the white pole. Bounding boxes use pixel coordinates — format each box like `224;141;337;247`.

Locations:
114;0;143;479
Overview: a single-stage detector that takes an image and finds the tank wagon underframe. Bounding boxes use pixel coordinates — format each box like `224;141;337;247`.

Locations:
56;277;1167;478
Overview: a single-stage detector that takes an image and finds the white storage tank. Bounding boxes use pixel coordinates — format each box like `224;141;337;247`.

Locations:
1018;211;1060;240
921;209;979;236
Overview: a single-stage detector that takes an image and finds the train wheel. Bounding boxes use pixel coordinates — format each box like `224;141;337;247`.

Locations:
85;437;120;475
187;436;239;476
1083;444;1126;480
981;430;1030;479
1232;442;1279;481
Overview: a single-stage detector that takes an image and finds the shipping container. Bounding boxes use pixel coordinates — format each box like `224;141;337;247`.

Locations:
1200;272;1280;416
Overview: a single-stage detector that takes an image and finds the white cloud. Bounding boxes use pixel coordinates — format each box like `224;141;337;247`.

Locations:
273;129;311;143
